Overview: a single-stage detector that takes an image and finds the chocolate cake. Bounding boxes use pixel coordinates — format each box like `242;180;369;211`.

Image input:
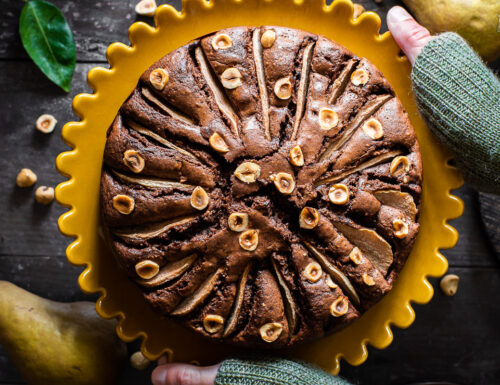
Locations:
100;26;422;348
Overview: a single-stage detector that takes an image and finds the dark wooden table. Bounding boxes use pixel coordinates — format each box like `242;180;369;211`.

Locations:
1;0;499;384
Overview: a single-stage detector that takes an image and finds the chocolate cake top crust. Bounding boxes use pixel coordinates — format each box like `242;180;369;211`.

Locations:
100;26;422;349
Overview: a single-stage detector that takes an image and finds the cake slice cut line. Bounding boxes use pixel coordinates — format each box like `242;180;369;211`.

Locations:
252;28;271;141
126;120;199;161
291;41;316;141
170;267;224;316
315;149;403;186
318;94;393;162
195;47;240;139
141;87;195;125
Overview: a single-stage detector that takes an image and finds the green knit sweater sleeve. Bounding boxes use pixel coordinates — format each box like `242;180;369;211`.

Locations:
215;357;350;385
411;32;500;193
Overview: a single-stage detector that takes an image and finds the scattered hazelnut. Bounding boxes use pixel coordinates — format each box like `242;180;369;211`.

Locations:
350;68;370;86
390;156;410;177
35;186;54;205
234;162;261;184
203;314;225;334
318;108;339;131
330;296;349;317
149;68;169;90
348;247;364;265
362;118;384;140
274;77;292;100
135;0;157;16
123;149;145;173
130;351;150;371
353;4;365;19
211;34;233;50
135;260;160;279
209;132;230;153
239;229;259;251
326;275;338;289
328;184;349;205
362;273;375;286
440;274;459;296
228;212;249;232
392;218;409;238
112;194;135;215
271;172;295;195
16;168;37;188
260;29;276;48
259;322;283;343
36;114;57;134
304;262;322;283
299;207;320;229
190;187;209;210
221;68;242;89
289;145;304;167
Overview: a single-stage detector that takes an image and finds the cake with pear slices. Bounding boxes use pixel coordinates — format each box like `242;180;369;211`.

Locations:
100;26;422;348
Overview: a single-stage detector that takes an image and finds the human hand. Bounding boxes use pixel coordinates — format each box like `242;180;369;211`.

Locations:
386;6;433;65
151;356;219;385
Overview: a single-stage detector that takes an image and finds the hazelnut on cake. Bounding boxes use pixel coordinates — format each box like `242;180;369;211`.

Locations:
100;26;422;348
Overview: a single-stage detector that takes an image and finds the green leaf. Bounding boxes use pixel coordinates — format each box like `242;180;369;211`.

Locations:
19;0;76;92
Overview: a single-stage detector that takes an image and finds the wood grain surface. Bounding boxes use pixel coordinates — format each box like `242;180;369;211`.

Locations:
479;193;500;258
0;0;499;384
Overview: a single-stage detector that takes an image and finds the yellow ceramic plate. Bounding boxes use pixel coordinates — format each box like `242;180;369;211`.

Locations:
56;0;464;374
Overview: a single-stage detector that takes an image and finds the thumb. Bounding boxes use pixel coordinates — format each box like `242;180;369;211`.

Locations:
152;363;220;385
387;6;433;65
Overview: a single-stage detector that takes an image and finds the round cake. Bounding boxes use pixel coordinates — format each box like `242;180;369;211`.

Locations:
100;26;422;348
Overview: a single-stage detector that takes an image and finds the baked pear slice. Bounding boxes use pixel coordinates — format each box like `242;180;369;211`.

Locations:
332;221;393;276
113;216;196;241
137;254;198;288
271;259;298;334
112;170;195;191
171;267;223;316
374;190;417;221
303;240;360;306
223;263;252;337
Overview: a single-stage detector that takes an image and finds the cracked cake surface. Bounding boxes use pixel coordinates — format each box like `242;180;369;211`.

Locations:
100;26;422;348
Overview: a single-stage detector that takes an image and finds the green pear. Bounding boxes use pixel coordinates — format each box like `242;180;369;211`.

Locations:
402;0;500;61
0;281;127;385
